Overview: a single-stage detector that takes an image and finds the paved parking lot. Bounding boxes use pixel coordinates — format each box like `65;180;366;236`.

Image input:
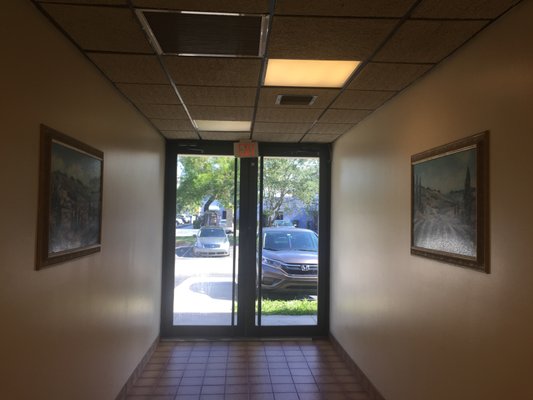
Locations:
174;244;236;325
173;245;316;326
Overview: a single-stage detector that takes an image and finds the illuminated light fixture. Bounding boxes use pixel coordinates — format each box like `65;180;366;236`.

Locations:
264;59;360;88
194;120;252;132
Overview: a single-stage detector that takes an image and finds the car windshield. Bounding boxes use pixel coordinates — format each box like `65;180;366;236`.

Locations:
274;220;292;226
199;228;226;237
263;231;318;252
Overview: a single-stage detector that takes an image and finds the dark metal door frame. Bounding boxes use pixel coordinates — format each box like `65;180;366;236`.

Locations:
160;140;331;338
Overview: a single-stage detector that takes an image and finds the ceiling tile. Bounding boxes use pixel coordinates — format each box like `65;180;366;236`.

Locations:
348;62;433;91
301;134;342;143
151;118;195;130
332;90;395;109
177;86;257;107
252;133;304;143
116;83;179;104
88;53;168;83
137;104;188;119
255;108;324;123
188;106;254;121
259;88;340;109
161;130;199;139
199;132;251;141
132;0;269;13
37;0;126;4
253;122;312;134
412;0;520;19
319;109;371;124
373;20;488;63
41;4;152;53
309;123;353;135
268;17;398;60
164;57;262;86
34;0;510;144
275;0;416;17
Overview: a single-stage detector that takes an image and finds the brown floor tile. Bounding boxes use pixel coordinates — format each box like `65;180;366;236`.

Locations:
153;386;178;395
225;384;248;394
297;394;323;400
134;377;158;386
292;376;315;384
269;368;291;376
251;393;275;400
201;385;225;395
273;392;298;400
181;377;204;386
177;385;202;395
125;339;373;400
270;375;293;384
203;376;226;385
250;383;273;393
226;394;248;400
226;376;248;385
272;383;296;393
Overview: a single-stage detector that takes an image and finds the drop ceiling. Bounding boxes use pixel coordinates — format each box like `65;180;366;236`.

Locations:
32;0;521;143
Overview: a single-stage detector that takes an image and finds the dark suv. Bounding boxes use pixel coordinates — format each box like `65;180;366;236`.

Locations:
261;228;318;295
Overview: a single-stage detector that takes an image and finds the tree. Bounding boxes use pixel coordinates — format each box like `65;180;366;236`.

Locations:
176;156;319;227
176;156;234;215
262;158;319;227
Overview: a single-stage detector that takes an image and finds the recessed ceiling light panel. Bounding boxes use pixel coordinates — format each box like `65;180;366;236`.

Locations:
194;120;252;132
264;59;360;88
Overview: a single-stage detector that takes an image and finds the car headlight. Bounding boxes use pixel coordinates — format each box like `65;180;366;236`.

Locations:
262;256;283;269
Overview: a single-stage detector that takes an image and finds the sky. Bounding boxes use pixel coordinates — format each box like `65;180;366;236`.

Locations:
414;147;477;194
51;142;101;188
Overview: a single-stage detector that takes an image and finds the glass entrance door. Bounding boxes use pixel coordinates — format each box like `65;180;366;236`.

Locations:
173;155;239;327
256;156;320;328
160;142;329;338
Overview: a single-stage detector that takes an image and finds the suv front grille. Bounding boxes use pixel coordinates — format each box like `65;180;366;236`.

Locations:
281;264;318;276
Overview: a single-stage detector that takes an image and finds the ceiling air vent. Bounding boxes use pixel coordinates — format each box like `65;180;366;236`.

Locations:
275;95;317;106
137;10;268;57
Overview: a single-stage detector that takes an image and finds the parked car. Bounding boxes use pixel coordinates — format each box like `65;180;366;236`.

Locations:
193;226;230;257
261;228;318;295
272;219;294;228
220;218;234;234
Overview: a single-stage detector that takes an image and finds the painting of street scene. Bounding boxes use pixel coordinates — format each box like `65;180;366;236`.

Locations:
49;141;102;254
412;147;477;258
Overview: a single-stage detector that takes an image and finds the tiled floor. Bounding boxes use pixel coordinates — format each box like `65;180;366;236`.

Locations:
126;339;371;400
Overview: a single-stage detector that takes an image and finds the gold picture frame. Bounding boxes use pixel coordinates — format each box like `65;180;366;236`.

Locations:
36;125;104;269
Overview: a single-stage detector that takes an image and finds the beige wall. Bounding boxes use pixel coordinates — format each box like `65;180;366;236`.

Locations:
330;1;533;399
0;2;164;399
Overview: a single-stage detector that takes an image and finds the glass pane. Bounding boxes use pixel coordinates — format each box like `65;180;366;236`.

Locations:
257;156;320;326
174;155;238;326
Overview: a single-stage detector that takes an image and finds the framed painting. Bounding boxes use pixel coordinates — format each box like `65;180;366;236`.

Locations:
411;131;489;272
36;125;104;269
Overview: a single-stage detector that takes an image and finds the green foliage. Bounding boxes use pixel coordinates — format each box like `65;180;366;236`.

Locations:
176;156;235;214
258;298;317;315
176;156;319;226
175;235;196;247
262;158;319;226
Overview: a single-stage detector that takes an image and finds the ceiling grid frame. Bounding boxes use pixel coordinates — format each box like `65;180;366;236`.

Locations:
31;0;523;143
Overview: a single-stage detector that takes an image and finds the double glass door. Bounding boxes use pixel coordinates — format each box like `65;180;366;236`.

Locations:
161;142;330;337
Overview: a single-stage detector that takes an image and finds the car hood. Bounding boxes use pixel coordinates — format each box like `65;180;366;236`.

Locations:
262;249;317;264
198;237;227;245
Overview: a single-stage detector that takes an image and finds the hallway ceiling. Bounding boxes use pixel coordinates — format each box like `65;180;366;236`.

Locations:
32;0;520;143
